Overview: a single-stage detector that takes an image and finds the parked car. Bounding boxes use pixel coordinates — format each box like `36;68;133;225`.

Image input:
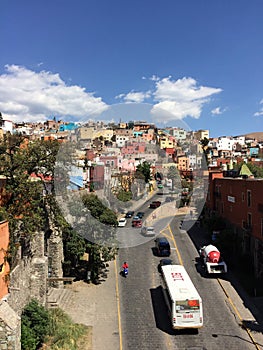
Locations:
125;211;135;218
132;219;143;228
118;218;127;227
150;201;161;208
136;212;145;218
158;258;173;273
141;226;156;237
154;237;171;256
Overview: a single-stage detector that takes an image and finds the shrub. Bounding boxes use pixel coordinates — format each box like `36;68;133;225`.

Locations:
21;299;50;350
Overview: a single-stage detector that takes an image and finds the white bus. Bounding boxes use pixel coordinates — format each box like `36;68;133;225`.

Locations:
161;264;203;330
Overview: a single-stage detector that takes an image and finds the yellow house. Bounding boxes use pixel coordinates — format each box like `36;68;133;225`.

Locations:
177;155;189;171
93;129;114;141
119;122;127;129
159;136;175;149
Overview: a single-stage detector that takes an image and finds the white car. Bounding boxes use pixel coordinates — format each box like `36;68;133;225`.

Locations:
118;218;127;227
141;226;156;237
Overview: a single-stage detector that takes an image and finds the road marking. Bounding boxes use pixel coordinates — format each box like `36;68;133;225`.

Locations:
167;224;183;266
114;258;123;350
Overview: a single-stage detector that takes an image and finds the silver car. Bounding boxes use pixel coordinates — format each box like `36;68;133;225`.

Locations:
141;226;156;237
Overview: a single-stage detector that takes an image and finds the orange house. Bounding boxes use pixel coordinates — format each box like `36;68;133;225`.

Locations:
0;220;10;299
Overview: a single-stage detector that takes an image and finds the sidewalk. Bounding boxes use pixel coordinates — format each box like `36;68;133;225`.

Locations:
62;260;119;350
218;276;263;349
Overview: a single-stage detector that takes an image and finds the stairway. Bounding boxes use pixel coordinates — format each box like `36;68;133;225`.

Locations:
47;287;74;309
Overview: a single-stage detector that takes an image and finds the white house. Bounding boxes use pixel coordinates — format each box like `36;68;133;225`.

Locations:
217;137;235;151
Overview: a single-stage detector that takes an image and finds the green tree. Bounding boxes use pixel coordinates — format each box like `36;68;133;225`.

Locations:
167;166;180;191
81;193;118;226
81;193;118;282
246;162;263;178
128;121;134;129
116;189;132;202
135;161;151;183
200;137;210;166
62;225;86;268
0;135;47;265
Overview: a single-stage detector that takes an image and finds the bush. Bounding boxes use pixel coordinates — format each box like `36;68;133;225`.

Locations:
21;300;50;350
44;308;88;349
116;190;132;202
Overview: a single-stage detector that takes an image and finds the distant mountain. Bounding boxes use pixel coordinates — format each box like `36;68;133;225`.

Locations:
238;132;263;142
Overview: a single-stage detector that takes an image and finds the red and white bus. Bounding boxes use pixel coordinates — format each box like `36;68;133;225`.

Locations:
161;264;203;330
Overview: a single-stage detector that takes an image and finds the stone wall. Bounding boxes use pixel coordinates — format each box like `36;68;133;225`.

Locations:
0;302;20;350
0;225;64;349
8;231;48;314
47;227;64;289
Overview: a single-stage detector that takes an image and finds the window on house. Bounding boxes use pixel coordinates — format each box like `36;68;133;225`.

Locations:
248;213;252;228
247;190;251;207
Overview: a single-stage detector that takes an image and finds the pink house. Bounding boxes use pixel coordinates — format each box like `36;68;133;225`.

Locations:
121;142;146;157
99;155;118;168
119;158;137;172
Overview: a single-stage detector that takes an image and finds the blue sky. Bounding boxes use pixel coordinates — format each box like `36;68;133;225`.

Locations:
1;0;263;137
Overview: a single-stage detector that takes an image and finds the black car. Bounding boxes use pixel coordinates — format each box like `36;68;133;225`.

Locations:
136;212;145;218
155;237;171;256
125;211;135;218
150;201;161;208
158;258;173;273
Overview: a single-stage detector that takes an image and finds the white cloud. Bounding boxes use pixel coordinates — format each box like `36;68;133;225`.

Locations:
116;90;151;103
149;75;160;81
254;99;263;116
151;76;222;122
211;106;226;115
0;65;108;122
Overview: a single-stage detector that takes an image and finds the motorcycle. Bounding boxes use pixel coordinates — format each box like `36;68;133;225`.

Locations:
122;267;128;278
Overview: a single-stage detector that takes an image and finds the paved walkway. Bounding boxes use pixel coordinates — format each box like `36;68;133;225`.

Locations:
62;260;120;350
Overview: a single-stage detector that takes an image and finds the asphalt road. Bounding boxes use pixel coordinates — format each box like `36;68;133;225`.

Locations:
117;211;262;350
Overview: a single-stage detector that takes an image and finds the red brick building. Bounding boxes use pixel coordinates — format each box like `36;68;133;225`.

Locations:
206;170;263;279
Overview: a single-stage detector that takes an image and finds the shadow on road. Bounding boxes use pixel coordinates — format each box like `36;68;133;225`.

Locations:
150;286;175;335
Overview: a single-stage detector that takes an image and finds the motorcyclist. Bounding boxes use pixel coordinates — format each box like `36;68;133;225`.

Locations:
122;261;129;269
